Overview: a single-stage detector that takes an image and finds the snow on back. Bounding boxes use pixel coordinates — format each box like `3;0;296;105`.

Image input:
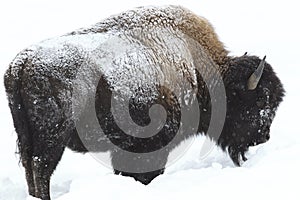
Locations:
36;33;110;52
27;21;199;108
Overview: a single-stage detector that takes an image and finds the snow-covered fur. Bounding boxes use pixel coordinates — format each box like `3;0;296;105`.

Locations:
4;5;284;200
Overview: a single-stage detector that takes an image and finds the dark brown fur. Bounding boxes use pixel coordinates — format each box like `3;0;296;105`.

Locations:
4;6;284;200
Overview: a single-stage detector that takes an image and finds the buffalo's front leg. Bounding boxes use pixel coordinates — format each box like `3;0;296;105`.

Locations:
228;145;248;166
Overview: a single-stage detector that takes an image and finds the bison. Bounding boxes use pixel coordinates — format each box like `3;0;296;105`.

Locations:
4;5;284;200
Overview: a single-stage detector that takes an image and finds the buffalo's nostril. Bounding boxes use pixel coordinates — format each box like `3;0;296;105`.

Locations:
265;133;270;140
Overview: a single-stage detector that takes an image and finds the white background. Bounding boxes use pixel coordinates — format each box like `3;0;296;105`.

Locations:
0;0;299;199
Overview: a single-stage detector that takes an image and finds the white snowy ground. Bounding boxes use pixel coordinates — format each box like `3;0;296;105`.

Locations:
0;0;299;199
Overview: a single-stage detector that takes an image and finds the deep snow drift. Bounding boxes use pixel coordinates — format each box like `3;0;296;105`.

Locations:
0;0;299;200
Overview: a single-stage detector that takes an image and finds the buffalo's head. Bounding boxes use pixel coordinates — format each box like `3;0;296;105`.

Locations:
219;55;284;166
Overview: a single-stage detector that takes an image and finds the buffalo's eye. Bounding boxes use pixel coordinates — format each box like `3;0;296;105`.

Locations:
256;100;264;107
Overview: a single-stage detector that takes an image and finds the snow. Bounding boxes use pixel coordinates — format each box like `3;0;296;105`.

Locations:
0;0;299;200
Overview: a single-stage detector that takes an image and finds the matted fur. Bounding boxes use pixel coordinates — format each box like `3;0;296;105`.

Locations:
4;5;284;200
71;5;229;69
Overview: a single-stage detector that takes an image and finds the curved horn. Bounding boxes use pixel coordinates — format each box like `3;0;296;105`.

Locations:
247;56;266;90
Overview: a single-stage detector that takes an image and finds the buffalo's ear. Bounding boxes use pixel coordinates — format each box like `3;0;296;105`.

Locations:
247;56;266;90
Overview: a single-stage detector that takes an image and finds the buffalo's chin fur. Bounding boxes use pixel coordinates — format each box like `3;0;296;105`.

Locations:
4;5;284;200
